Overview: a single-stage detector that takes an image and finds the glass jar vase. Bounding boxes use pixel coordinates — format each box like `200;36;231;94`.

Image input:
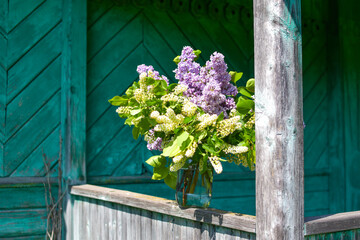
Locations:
175;167;212;208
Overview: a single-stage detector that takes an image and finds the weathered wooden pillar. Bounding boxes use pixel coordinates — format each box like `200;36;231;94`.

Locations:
254;0;304;239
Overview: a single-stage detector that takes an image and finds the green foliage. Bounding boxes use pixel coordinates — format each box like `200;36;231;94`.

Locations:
164;172;177;189
108;96;128;106
230;71;243;85
109;49;256;190
236;96;255;114
162;131;192;157
145;155;166;167
246;78;255;93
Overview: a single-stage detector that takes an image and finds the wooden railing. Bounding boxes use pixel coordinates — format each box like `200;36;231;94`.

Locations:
69;185;360;239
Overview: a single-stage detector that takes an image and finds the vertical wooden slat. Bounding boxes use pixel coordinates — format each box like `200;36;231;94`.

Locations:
88;198;97;240
121;205;130;240
107;201;116;240
0;0;8;177
140;209;152;240
161;214;173;240
116;204;123;239
82;199;90;239
254;0;304;239
61;0;87;183
72;198;80;240
151;212;163;239
61;0;87;238
173;216;182;240
327;0;346;215
101;201;109;240
131;207;141;240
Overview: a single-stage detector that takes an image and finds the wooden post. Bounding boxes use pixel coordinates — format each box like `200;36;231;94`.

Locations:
61;0;87;239
254;0;304;239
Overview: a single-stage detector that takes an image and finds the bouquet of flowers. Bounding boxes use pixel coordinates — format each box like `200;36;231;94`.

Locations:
109;46;255;193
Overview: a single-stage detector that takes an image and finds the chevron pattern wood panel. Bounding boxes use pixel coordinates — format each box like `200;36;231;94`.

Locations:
86;1;254;178
0;0;62;177
0;1;65;238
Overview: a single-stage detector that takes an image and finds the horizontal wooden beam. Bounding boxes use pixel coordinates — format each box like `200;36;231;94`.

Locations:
71;184;256;234
0;177;57;186
304;211;360;236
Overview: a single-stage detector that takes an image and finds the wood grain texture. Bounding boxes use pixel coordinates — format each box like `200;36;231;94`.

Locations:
254;0;304;239
338;0;360;214
61;1;87;239
0;209;47;238
71;184;256;233
305;211;360;236
70;194;256;239
61;0;87;185
71;185;360;238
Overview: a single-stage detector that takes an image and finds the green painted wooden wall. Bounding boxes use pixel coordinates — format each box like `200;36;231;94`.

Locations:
0;0;359;238
0;0;87;238
0;0;63;238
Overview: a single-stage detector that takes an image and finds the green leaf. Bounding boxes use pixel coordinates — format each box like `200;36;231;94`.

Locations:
193;49;201;61
130;109;142;115
238;87;253;98
184;116;195;124
162;131;190;157
124;117;134;125
153;82;167;96
217;112;224;122
160;80;168;88
152;166;169;180
213;134;224;149
200;155;208;174
230;71;243;85
138;117;152;133
246;78;255;93
132;127;140;140
202;144;216;155
125;86;135;96
173;56;180;64
236;96;255;114
145;99;158;106
145;155;166;167
180;135;194;151
145;77;155;85
133;81;140;88
164;173;177;189
129;98;139;107
108;96;128;106
197;131;207;141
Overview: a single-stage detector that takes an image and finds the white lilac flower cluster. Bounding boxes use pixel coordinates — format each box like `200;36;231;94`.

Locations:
216;116;242;138
151;109;185;133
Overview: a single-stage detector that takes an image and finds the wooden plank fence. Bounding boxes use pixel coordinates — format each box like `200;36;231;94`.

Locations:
70;185;360;239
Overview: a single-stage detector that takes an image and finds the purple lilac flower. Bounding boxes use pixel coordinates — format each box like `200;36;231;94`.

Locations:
147;137;163;151
145;129;163;151
137;64;169;85
174;46;238;117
